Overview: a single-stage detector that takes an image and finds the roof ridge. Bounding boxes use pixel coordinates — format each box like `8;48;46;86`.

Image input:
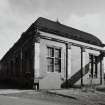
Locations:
35;17;103;47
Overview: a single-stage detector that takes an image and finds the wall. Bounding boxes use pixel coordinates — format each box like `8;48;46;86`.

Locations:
0;36;34;88
39;31;104;88
70;46;101;87
70;45;81;86
39;38;66;89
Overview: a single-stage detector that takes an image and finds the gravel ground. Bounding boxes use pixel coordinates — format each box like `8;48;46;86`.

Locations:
48;88;105;105
1;90;82;105
0;89;105;105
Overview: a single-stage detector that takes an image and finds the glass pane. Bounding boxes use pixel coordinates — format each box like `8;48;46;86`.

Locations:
47;58;54;72
55;58;61;72
55;58;60;64
55;48;61;58
89;55;92;63
47;47;54;57
47;58;53;64
95;56;97;63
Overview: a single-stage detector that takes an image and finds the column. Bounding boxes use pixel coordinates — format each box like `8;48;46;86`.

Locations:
82;48;86;76
67;43;72;79
103;57;105;85
81;47;86;86
100;52;104;85
34;36;40;89
66;43;72;88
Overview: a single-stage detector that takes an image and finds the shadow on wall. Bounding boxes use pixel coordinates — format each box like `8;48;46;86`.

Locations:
61;63;89;88
61;53;103;88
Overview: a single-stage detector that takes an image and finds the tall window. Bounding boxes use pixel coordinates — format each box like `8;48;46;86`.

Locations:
94;56;98;78
47;46;61;73
89;54;98;78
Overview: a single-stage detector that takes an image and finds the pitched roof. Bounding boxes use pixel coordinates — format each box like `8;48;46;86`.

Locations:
1;17;104;61
35;17;104;47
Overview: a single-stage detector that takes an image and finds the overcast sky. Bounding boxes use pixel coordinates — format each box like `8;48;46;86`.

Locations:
0;0;105;59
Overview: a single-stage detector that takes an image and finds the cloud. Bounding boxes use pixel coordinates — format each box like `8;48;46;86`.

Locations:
0;0;105;59
63;14;105;44
0;0;50;59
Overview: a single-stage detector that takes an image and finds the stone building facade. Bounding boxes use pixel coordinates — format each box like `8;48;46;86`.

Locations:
0;17;105;89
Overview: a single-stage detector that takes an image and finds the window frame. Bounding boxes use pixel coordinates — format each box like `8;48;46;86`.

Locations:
46;46;62;73
89;54;98;78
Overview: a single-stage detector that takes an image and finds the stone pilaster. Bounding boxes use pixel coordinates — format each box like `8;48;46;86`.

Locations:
100;53;104;85
82;47;86;76
67;43;72;79
34;37;40;80
81;47;86;86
